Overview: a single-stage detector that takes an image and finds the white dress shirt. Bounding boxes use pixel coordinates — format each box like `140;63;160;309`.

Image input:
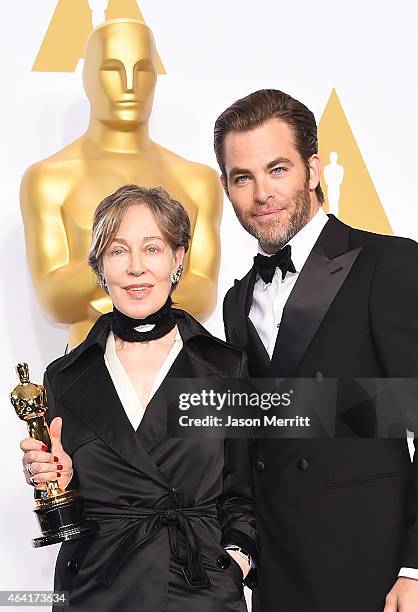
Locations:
104;327;183;430
248;207;418;580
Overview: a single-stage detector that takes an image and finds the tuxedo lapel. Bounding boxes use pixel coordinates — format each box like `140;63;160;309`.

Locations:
229;268;257;348
227;267;271;372
247;318;271;375
58;350;172;490
270;215;363;377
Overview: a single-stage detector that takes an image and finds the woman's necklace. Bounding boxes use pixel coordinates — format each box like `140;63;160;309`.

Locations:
111;297;176;343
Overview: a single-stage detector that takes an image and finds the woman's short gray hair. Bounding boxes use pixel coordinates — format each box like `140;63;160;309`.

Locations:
88;184;191;280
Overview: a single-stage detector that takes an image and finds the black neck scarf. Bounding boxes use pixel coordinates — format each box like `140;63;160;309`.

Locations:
111;297;176;342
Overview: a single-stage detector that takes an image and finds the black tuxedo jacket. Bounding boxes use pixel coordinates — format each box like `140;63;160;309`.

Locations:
42;309;255;612
223;215;418;612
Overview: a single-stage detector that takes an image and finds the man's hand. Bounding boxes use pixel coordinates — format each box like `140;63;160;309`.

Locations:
384;577;418;611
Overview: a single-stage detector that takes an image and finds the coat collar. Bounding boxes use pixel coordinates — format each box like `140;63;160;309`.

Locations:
317;213;353;259
58;308;228;373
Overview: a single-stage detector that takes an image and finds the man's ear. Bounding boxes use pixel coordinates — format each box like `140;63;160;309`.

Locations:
220;174;230;199
308;155;321;191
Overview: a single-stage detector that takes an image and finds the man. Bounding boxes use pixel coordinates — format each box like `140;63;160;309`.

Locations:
214;89;418;612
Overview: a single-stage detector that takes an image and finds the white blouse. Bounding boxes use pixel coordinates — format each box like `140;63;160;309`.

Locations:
104;327;183;430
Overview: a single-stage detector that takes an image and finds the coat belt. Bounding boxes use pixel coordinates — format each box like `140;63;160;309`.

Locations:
90;504;216;589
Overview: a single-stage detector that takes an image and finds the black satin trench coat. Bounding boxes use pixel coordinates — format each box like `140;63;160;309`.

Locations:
42;310;257;611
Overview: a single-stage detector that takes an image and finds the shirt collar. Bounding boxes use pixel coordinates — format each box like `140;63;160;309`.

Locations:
258;207;329;273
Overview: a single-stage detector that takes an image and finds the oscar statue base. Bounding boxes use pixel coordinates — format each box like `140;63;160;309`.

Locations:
32;489;97;548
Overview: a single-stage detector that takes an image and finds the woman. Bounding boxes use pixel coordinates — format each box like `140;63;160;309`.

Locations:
20;185;257;611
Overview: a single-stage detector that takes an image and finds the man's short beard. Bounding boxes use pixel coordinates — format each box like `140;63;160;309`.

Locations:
233;184;312;252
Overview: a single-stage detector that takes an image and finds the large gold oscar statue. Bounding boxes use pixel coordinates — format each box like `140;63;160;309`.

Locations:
21;19;222;349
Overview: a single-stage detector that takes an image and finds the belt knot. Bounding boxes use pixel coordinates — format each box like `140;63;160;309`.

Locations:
161;509;179;525
96;504;215;589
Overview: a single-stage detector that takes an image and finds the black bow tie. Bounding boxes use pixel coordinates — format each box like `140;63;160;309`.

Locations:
253;245;296;284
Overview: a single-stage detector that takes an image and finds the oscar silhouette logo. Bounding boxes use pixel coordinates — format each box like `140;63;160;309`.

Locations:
32;0;166;73
319;89;392;234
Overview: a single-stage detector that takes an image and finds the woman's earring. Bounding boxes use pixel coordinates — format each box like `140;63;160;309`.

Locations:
97;274;108;292
171;263;183;285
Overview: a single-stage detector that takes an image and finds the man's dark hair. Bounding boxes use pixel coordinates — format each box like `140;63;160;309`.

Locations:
214;89;324;204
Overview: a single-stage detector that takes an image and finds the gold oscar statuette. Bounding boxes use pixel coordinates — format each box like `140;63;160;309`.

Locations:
10;363;96;547
21;19;222;350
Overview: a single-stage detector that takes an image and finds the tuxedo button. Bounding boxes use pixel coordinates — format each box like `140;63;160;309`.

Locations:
297;458;309;471
314;371;324;383
216;554;231;570
255;459;265;472
66;560;79;575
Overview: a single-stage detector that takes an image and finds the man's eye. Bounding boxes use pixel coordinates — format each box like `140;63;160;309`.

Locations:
271;167;286;175
235;175;249;184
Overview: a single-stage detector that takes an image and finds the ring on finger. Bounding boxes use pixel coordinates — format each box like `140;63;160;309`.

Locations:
27;462;34;476
29;475;39;487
